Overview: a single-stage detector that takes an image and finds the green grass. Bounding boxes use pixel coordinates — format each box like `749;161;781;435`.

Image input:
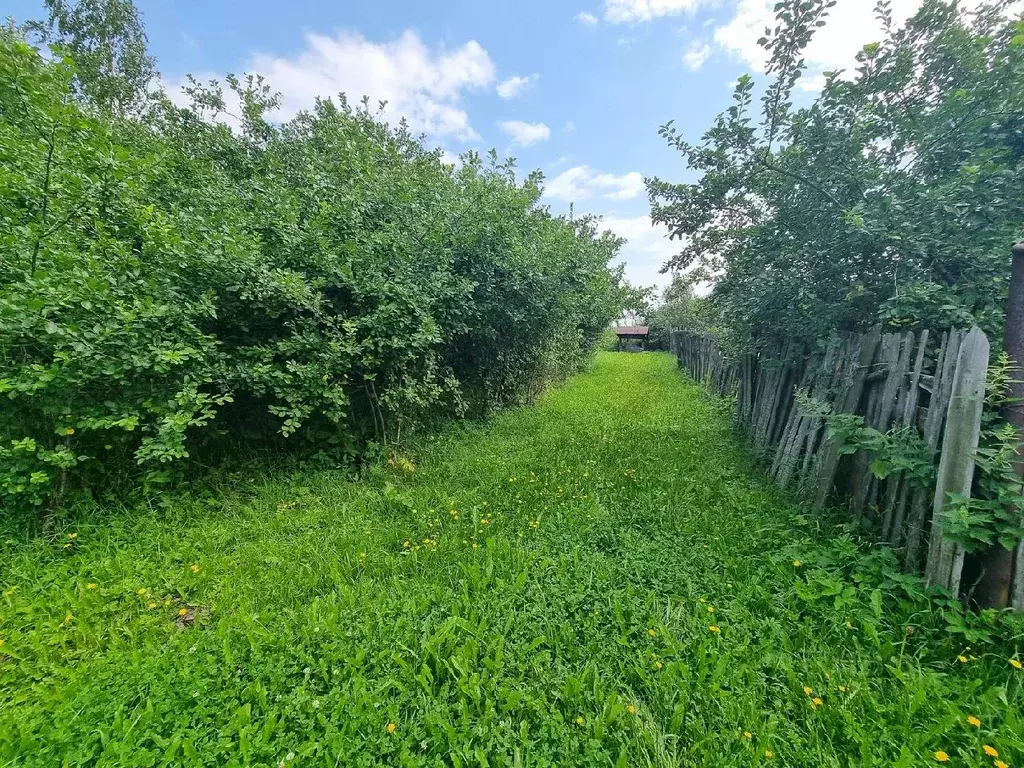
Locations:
1;352;1022;767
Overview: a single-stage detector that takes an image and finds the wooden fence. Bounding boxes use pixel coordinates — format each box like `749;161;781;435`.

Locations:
671;325;1024;608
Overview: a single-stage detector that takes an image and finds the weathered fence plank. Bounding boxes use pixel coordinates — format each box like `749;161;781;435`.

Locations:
884;331;929;540
923;327;989;593
669;319;1024;603
905;330;962;571
813;327;881;514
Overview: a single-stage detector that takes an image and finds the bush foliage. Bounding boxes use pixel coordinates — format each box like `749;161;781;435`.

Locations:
648;0;1024;350
0;28;626;516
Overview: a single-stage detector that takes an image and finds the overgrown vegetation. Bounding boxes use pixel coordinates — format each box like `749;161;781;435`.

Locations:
648;0;1024;607
644;274;712;349
1;353;1021;766
0;6;627;520
819;352;1024;556
648;0;1024;349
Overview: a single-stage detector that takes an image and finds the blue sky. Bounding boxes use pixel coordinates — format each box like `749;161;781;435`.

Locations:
7;0;948;290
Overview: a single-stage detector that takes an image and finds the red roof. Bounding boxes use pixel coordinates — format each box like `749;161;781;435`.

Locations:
615;326;649;336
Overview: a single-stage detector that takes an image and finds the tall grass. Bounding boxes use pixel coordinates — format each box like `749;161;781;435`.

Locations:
1;353;1021;766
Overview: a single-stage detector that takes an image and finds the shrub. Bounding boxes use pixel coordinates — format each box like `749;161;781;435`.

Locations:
0;31;626;518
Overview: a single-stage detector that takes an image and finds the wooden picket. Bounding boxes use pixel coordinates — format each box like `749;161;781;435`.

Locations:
924;327;989;593
670;324;1023;605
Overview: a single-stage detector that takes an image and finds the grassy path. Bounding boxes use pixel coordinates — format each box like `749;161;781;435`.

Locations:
1;353;1022;766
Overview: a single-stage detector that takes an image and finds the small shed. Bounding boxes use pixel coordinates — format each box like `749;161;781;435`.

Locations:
615;326;649;352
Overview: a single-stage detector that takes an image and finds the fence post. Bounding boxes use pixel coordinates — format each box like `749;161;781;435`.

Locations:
1006;245;1024;610
970;246;1024;607
925;326;989;596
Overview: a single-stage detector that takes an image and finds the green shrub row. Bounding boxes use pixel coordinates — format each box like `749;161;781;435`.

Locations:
0;33;627;516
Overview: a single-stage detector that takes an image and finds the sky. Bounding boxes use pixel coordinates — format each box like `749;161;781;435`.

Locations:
7;0;972;292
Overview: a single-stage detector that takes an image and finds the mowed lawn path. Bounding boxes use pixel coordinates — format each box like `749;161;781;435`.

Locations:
2;353;1021;766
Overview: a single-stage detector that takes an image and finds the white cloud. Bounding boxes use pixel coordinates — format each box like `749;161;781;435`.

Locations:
576;11;600;25
439;149;462;167
498;120;551;146
496;73;538;99
600;214;680;289
545;165;645;202
230;30;496;140
683;40;711;71
604;0;709;24
713;0;1010;91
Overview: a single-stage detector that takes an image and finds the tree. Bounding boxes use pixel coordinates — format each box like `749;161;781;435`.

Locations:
25;0;157;116
648;0;1024;352
646;274;705;349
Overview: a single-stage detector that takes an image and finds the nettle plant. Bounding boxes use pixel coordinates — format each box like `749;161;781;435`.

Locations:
941;353;1024;551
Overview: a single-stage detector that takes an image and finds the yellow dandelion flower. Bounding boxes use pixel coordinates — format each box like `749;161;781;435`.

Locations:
812;697;823;707
86;583;97;590
2;586;16;597
136;588;147;596
958;655;969;663
1010;659;1022;670
934;751;949;762
190;564;200;573
68;532;78;539
147;601;157;609
983;746;999;758
792;560;802;567
764;750;774;759
709;625;721;633
967;715;981;727
994;761;1009;768
838;686;847;693
743;731;752;740
626;705;637;714
576;716;585;726
64;428;75;435
648;628;657;637
386;722;396;734
655;661;663;670
846;621;854;629
707;606;715;613
178;608;188;617
803;686;813;696
0;637;4;647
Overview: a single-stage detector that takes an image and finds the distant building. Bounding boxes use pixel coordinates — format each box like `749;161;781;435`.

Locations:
614;326;649;352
